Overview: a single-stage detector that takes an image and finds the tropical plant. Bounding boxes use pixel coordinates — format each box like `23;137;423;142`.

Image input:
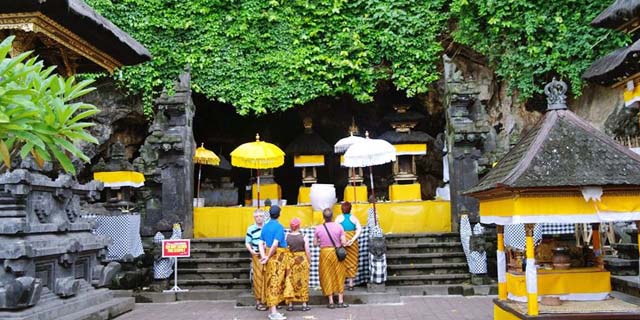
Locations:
0;36;99;174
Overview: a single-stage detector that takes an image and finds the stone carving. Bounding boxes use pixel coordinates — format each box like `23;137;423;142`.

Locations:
133;67;195;237
370;237;387;258
443;55;492;226
544;78;568;110
0;167;117;315
92;261;122;287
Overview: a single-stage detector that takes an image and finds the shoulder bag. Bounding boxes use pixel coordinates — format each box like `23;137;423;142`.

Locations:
323;223;347;261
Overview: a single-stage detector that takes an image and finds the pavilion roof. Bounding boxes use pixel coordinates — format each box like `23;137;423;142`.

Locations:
0;0;151;71
591;0;640;31
582;38;640;87
466;80;640;196
285;131;332;155
378;130;435;145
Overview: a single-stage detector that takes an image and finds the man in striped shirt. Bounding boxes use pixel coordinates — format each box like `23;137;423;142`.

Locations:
246;209;266;310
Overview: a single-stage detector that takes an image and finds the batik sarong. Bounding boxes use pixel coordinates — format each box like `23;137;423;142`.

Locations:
319;247;345;296
251;254;264;301
262;247;292;307
285;251;309;303
344;231;359;278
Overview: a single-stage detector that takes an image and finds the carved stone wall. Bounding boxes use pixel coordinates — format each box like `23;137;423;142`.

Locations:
0;166;125;317
134;69;195;237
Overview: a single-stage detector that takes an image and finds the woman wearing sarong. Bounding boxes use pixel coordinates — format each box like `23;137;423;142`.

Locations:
284;218;311;312
314;208;348;309
259;205;290;320
335;201;362;291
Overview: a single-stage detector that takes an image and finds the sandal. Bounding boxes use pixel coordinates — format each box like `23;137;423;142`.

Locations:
337;303;349;308
301;305;311;312
256;304;268;311
327;304;335;309
286;306;294;312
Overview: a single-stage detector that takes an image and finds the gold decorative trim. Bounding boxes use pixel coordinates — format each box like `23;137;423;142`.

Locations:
0;12;121;73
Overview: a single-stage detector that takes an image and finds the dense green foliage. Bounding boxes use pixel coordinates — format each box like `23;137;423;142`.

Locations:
87;0;449;116
0;36;98;174
87;0;627;116
450;0;628;98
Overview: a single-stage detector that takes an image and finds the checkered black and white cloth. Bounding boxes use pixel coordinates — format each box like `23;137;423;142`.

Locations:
504;223;576;250
460;215;488;274
94;214;144;261
540;223;575;234
292;227;370;288
369;253;387;284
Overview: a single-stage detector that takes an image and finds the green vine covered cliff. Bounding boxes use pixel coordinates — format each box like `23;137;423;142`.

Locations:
87;0;626;116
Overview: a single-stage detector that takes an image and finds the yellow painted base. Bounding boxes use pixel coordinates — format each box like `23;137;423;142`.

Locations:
343;185;368;203
252;183;281;202
194;200;451;238
506;268;611;297
297;187;311;204
494;303;521;320
389;183;421;202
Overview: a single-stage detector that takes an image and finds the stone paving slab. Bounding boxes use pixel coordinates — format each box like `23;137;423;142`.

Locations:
115;296;494;320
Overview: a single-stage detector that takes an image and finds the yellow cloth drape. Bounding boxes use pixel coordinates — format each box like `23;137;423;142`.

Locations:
389;183;422;202
262;248;292;307
344;231;359;278
506;268;611;297
285;251;310;303
251;255;264;302
319;247;345;296
93;171;145;188
194;201;451;238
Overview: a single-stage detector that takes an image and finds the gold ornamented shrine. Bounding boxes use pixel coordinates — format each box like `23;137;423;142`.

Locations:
466;79;640;319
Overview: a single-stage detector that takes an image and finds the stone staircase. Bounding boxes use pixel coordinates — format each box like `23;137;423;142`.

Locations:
385;233;471;286
178;232;471;290
177;238;252;290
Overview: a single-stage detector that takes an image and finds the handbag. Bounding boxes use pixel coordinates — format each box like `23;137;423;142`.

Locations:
323;223;347;261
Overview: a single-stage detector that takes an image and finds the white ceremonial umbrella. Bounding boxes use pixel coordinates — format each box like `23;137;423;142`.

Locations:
343;132;396;225
334;133;366;153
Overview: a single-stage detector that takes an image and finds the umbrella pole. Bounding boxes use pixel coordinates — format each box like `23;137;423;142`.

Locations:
351;167;357;202
369;166;377;226
197;164;202;200
257;169;261;208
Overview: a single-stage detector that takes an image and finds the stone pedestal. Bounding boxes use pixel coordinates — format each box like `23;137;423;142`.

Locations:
0;168;131;318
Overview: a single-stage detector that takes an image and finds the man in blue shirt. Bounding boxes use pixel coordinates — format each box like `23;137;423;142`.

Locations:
259;205;288;320
245;209;266;311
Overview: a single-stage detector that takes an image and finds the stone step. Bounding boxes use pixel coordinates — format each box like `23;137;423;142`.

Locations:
387;262;469;276
177;278;251;290
385;233;460;245
55;297;134;320
190;247;251;258
179;267;250;280
178;257;251;269
191;237;247;249
386;273;471;286
386;252;467;265
385;242;464;254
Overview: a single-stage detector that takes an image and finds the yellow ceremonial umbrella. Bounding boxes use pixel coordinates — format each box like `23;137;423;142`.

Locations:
230;134;285;207
194;143;220;199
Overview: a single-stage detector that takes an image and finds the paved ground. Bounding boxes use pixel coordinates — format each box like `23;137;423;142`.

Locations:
115;296;494;320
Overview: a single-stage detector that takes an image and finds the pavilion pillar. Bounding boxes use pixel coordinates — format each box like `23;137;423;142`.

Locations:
591;223;603;270
524;223;539;316
496;225;507;300
636;221;640;275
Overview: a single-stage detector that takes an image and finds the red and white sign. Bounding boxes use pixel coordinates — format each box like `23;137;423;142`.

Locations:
162;239;190;258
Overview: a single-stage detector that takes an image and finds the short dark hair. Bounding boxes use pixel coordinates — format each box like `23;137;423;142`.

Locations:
322;208;333;222
269;205;281;219
341;201;352;213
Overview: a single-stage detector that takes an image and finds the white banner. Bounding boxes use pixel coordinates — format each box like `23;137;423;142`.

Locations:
497;250;506;283
525;259;537;294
